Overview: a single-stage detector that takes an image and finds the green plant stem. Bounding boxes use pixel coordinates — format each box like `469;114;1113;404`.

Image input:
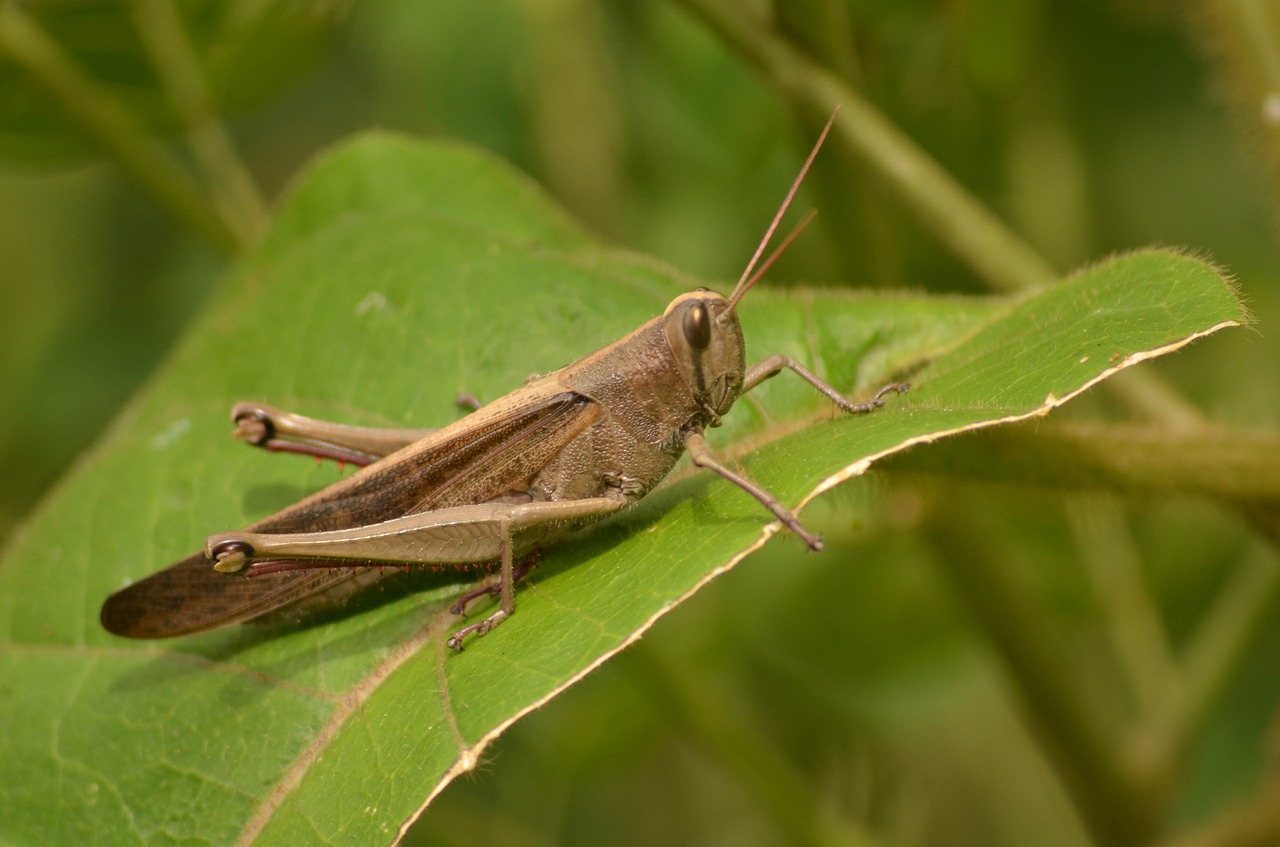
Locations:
1226;0;1280;89
1067;497;1179;725
772;0;861;87
1158;776;1280;847
676;0;1056;294
883;421;1280;503
1168;543;1280;761
514;0;624;234
1106;367;1214;431
130;0;270;245
928;505;1160;846
625;643;883;847
1196;0;1280;199
0;2;242;252
902;425;1280;828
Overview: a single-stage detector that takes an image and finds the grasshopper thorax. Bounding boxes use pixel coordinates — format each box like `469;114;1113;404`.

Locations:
661;289;746;425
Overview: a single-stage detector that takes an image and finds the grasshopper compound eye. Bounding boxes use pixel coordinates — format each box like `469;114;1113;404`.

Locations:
683;301;712;351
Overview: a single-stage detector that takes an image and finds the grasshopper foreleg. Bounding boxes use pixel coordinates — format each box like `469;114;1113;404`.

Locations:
743;356;908;415
690;364;906;549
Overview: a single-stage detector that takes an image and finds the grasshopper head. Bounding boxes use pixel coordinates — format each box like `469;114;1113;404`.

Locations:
662;289;746;424
659;110;836;428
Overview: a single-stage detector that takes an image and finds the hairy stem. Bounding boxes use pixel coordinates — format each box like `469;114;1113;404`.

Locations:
883;421;1280;503
0;2;243;251
1067;497;1179;725
1192;0;1280;202
626;643;884;847
928;505;1161;846
676;0;1055;293
1171;544;1280;760
130;0;270;246
1158;776;1280;847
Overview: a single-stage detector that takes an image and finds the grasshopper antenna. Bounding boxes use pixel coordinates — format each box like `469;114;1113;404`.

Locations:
738;209;818;296
726;106;840;312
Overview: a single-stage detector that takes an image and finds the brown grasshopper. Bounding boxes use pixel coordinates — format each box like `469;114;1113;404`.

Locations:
100;113;906;649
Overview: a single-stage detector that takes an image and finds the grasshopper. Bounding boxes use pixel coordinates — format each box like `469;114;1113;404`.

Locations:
100;112;906;649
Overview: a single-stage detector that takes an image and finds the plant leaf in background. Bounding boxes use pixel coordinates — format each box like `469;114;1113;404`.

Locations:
0;136;1242;846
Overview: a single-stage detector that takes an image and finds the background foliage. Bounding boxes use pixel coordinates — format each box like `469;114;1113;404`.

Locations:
0;2;1277;846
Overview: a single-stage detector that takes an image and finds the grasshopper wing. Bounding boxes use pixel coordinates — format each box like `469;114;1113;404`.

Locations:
101;391;598;638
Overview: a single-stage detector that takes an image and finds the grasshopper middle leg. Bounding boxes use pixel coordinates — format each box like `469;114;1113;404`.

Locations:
231;402;436;467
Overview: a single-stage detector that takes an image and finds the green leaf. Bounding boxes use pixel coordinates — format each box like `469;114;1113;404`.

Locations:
0;134;1243;846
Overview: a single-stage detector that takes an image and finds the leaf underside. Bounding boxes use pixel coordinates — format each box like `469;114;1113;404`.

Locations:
0;134;1243;846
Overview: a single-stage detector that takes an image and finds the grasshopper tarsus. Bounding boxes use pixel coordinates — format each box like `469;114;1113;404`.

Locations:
839;381;910;415
446;608;509;651
872;381;910;404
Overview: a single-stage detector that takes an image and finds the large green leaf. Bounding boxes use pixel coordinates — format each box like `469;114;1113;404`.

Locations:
0;134;1242;846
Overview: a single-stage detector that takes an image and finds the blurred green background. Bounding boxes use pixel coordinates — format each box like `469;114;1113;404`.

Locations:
1;1;1277;846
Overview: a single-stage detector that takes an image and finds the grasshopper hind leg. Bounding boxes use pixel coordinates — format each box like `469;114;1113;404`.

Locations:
204;495;630;650
446;530;522;650
449;550;542;616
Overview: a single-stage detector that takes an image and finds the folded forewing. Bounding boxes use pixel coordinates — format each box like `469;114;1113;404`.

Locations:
101;392;598;638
